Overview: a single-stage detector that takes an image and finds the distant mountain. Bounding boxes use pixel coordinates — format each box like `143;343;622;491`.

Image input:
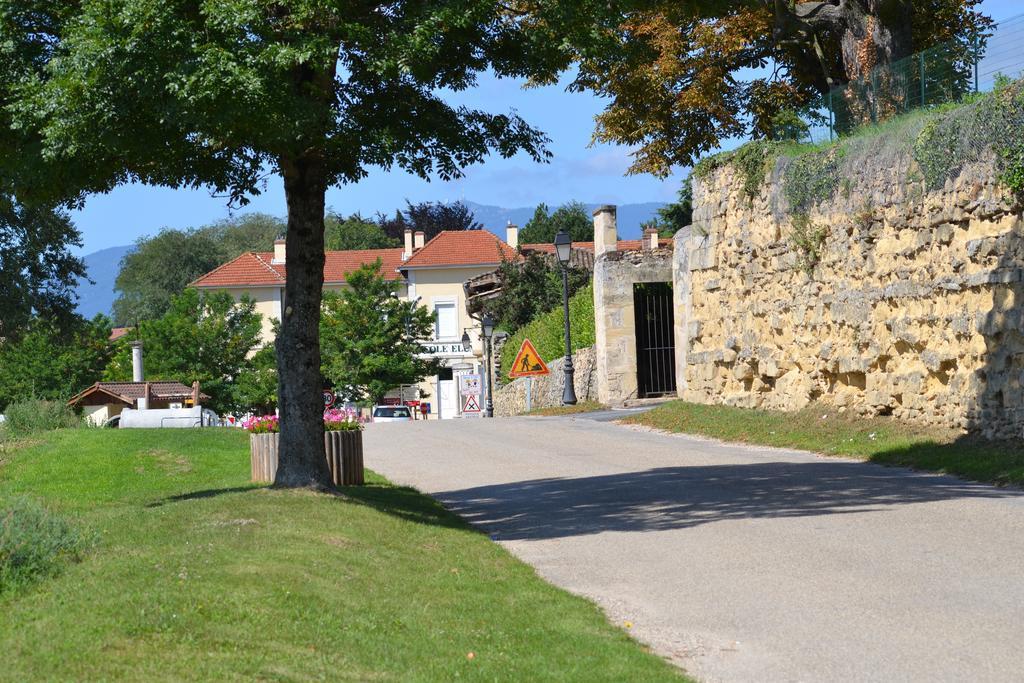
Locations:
75;245;133;320
73;200;667;318
464;201;667;240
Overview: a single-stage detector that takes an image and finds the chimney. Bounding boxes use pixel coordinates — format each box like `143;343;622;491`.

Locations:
131;340;144;383
272;237;286;264
593;205;618;256
192;381;200;406
138;381;150;410
414;231;425;251
506;223;519;249
643;227;659;251
403;228;414;260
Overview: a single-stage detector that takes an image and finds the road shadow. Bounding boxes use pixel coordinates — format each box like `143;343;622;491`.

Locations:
434;460;1024;540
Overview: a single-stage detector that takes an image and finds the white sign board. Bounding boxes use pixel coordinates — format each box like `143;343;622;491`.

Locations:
459;374;482;395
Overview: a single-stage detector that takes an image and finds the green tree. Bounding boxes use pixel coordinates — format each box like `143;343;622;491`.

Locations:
643;177;692;238
234;344;279;415
0;194;87;341
0;316;113;411
105;289;263;415
376;200;483;243
324;212;398;251
549;1;992;174
113;213;285;325
320;261;439;405
487;253;589;334
518;201;592;245
2;1;558;487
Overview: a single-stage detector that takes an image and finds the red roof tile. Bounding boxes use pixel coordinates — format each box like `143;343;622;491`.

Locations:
68;381;207;407
401;231;517;269
192;249;405;288
109;327;133;342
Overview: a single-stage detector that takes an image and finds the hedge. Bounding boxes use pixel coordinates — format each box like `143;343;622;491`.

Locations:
499;284;595;379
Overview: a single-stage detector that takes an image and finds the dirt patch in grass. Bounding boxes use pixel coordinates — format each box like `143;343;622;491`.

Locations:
623;401;1024;487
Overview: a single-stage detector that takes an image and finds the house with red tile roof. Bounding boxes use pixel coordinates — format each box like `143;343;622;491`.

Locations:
192;204;655;419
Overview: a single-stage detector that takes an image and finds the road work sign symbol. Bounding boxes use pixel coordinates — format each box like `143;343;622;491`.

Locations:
462;394;481;414
508;338;550;378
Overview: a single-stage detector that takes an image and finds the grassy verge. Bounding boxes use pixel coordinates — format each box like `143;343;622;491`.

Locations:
0;429;686;682
528;401;606;417
623;401;1024;487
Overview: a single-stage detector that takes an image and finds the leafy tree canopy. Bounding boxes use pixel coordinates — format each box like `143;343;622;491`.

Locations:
0;315;113;411
320;261;440;404
487;253;589;334
0;0;567;487
324;211;399;251
113;213;284;325
0;194;87;340
548;0;992;174
105;289;263;414
377;200;483;243
518;201;592;245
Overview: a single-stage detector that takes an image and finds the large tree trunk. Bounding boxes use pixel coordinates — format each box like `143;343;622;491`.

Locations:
274;155;332;488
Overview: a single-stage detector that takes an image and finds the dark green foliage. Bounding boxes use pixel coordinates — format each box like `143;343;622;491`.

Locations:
782;146;845;214
517;201;593;244
500;284;595;378
913;78;1024;194
1;400;82;434
0;316;114;411
324;212;398;251
0;195;87;341
376;201;482;243
320;261;440;404
113;214;285;325
234;344;278;415
0;496;88;594
105;289;263;414
488;253;590;334
655;176;693;236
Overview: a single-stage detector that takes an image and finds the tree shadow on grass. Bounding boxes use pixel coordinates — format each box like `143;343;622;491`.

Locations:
338;482;471;532
145;485;264;508
430;459;1024;541
869;435;1024;488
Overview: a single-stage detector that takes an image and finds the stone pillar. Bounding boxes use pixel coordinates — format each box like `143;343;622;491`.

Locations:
673;227;693;397
593;205;617;255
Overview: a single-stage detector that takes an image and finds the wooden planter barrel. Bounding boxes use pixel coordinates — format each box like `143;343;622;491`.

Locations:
250;431;364;486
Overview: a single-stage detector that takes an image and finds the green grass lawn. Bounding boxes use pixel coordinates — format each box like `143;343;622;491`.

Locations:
0;429;686;682
624;401;1024;487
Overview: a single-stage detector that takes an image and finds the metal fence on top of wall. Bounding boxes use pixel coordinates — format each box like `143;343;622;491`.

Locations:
803;12;1024;144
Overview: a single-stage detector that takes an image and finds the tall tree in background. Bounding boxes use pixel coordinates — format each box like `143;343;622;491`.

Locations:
487;253;589;334
0;194;86;340
320;261;439;405
550;0;992;174
377;200;484;243
1;2;561;487
113;213;285;325
324;212;398;251
518;201;592;244
0;315;113;410
105;289;263;414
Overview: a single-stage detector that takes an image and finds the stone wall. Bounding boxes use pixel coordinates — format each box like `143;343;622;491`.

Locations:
594;249;674;405
678;142;1024;438
493;346;597;416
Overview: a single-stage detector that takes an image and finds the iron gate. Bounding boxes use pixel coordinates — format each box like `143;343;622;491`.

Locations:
633;282;676;398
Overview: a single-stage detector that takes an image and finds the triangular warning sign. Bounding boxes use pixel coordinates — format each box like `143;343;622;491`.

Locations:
508;338;550;378
462;394;481;413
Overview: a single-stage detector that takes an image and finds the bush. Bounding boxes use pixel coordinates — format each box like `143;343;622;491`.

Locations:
2;400;81;435
0;496;89;593
500;284;595;379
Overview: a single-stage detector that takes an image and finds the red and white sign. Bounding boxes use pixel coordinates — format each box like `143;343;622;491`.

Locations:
322;390;335;408
462;394;481;414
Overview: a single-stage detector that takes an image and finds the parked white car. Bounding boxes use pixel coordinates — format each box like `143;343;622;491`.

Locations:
372;405;413;423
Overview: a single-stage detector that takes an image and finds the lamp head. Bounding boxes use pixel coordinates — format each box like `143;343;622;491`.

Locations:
482;314;495;339
553;229;572;265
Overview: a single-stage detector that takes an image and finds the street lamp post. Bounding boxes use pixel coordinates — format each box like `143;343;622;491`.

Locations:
482;315;495;417
553;229;577;405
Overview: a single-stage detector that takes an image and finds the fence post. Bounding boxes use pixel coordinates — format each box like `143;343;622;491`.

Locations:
920;53;926;107
974;33;980;93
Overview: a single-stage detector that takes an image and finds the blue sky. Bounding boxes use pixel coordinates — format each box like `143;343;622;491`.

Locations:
70;0;1021;254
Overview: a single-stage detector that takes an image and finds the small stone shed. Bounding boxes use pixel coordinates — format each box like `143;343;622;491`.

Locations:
68;381;204;426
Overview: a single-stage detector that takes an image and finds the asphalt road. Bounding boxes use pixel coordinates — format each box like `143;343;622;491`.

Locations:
364;416;1024;683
